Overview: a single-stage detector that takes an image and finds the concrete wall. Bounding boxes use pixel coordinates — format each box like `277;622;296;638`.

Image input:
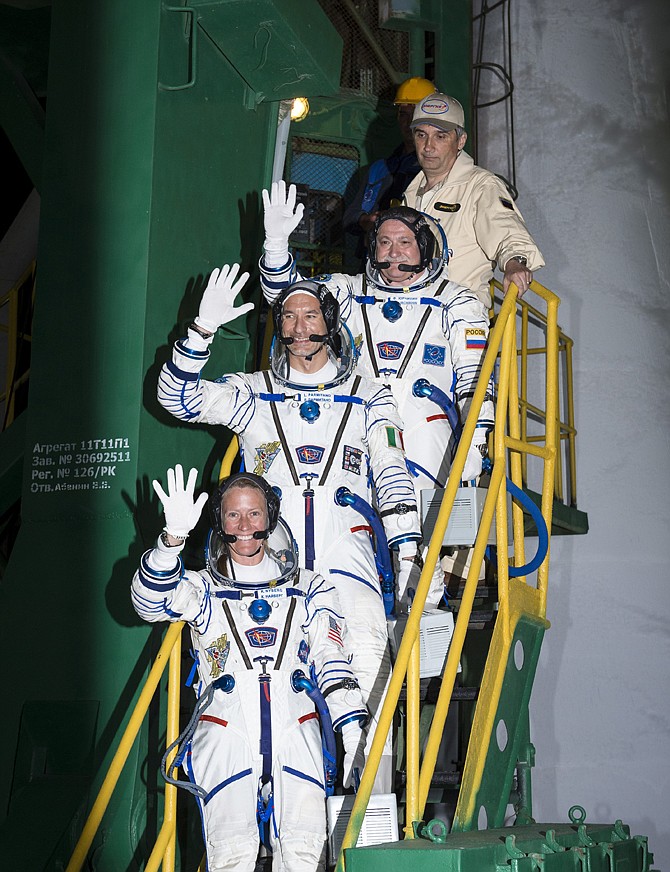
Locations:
476;0;670;865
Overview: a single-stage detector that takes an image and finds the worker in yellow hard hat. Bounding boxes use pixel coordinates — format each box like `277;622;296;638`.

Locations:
394;76;437;152
343;76;437;245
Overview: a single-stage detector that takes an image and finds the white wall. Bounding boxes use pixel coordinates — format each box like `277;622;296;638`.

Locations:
476;0;670;866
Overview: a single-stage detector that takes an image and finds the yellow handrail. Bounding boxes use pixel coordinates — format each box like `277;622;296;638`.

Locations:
67;279;569;869
335;279;561;869
335;286;522;871
65;622;184;872
66;443;241;871
493;279;576;506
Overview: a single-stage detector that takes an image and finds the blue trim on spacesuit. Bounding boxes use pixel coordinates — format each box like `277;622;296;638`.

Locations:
165;359;200;381
282;766;325;792
203;767;254;805
406;458;442;486
260;255;293;274
138;553;181;592
329;568;382;597
175;339;209;360
333;712;368;731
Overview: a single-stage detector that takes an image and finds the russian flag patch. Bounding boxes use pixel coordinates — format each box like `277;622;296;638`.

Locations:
465;328;486;349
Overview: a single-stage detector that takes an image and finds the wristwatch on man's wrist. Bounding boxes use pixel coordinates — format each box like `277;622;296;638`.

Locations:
190;321;214;339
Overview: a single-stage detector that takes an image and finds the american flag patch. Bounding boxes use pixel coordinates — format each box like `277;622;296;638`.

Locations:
465;328;486;349
328;616;343;647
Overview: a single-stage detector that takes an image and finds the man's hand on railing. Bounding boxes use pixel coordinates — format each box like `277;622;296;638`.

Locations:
153;464;208;542
502;257;533;297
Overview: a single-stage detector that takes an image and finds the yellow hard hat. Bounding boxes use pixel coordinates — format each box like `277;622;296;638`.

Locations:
394;76;436;105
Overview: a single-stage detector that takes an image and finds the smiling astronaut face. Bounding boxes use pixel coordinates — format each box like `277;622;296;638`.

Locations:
220;486;268;565
280;292;329;369
375;219;423;285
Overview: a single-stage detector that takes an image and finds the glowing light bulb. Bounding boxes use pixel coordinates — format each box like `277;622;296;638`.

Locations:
291;97;310;122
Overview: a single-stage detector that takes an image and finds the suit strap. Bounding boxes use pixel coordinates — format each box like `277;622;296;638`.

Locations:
221;600;253;669
319;375;362;486
262;370;300;485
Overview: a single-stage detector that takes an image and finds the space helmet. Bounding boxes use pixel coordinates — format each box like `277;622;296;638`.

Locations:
365;206;448;293
270;280;357;389
206;473;298;589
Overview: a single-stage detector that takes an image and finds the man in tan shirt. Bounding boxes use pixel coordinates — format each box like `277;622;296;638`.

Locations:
403;92;544;305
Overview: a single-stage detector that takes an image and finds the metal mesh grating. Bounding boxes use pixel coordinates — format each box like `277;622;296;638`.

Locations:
316;0;409;98
288;137;360;274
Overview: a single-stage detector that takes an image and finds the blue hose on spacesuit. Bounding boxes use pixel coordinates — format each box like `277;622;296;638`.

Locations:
412;378;549;575
334;486;395;616
412;378;462;440
291;670;337;797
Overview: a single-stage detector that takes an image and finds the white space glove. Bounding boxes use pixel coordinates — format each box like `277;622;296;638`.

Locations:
341;721;366;790
194;263;253;335
262;180;304;254
152;464;209;538
459;432;489;482
396;541;422;609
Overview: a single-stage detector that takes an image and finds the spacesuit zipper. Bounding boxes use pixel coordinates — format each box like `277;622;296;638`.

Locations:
255;656;276;846
302;475;316;570
257;657;273;780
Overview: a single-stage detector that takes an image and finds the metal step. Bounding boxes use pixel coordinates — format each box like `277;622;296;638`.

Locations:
395;770;461;788
398;683;479;704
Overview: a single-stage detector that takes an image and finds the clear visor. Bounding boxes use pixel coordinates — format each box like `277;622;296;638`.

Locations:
206;516;299;589
269;322;357;389
365;211;448;292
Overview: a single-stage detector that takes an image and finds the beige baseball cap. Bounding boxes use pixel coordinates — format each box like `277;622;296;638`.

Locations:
411;93;465;132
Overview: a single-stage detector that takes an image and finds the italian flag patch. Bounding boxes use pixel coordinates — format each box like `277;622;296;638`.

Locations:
386;426;404;449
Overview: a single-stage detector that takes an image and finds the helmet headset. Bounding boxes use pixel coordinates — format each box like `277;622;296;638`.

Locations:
210;472;280;544
272;280;342;359
365;207;448;292
368;206;436;273
269;281;357;390
207;473;299;588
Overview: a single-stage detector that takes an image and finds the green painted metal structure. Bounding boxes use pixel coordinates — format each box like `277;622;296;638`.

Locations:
0;1;342;868
346;818;654;872
0;1;611;870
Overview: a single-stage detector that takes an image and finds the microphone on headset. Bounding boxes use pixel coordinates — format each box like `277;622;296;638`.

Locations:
373;260;420;272
280;333;328;346
221;530;269;543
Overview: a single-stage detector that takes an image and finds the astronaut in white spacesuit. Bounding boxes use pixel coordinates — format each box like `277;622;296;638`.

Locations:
260;183;495;606
157;264;421;791
132;467;367;872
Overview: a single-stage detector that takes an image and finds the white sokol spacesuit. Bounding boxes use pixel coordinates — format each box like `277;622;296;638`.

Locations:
260;194;494;604
157;269;421;791
133;470;367;872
